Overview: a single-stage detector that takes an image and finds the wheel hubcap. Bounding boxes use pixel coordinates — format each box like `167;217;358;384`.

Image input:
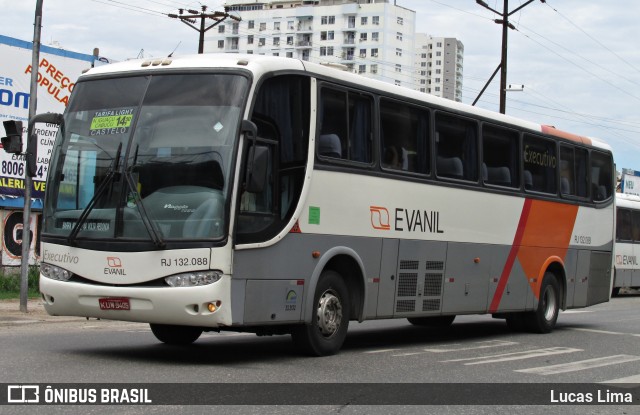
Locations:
316;289;342;338
543;285;557;321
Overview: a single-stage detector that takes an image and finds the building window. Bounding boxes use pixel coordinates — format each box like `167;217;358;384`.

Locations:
373;16;380;25
395;64;401;73
248;35;254;45
259;22;266;31
248;20;255;29
371;64;378;74
435;60;442;65
274;22;280;31
437;42;442;47
421;53;427;59
360;33;367;41
371;48;378;57
436;51;442;57
286;52;293;58
372;32;379;41
396;32;403;41
218;40;224;48
396;48;402;57
218;25;225;33
361;16;368;25
397;17;404;25
287;36;293;45
359;65;366;74
273;37;280;46
259;38;265;46
360;48;366;58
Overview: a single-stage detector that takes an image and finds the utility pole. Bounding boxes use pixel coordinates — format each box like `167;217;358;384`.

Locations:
15;0;45;312
474;0;544;114
168;6;241;54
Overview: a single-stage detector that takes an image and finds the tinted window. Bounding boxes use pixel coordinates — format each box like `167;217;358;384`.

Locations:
318;87;372;163
435;112;477;181
523;135;557;194
380;99;430;174
617;208;632;242
482;124;519;187
591;151;613;202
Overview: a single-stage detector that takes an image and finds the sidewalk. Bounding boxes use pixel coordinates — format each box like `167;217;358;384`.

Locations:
0;298;84;325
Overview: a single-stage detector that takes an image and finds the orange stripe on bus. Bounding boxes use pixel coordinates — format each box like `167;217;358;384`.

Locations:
541;125;592;146
490;199;579;312
517;200;578;299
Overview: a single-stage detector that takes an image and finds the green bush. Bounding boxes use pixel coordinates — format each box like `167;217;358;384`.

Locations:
0;266;40;299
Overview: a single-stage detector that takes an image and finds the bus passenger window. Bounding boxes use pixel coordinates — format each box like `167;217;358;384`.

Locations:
380;98;429;174
523;135;556;194
318;87;372;164
435;112;477;181
591;151;613;201
482;124;518;187
560;146;575;195
616;208;633;242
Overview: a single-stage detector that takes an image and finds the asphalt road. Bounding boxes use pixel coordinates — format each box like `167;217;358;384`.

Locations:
0;292;639;414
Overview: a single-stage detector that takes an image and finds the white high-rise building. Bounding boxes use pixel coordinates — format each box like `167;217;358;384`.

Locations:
208;0;416;88
414;34;464;102
206;0;463;99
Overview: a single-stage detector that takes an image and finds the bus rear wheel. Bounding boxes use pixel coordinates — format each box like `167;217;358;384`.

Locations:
291;270;350;356
150;323;203;345
407;315;455;327
523;273;560;333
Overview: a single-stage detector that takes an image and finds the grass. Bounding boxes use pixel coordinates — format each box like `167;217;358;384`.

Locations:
0;266;41;300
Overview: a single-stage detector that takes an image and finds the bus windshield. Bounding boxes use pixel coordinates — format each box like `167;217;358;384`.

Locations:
43;73;248;244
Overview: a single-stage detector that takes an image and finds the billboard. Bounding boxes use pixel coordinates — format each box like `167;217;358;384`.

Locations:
0;34;95;208
621;168;640;197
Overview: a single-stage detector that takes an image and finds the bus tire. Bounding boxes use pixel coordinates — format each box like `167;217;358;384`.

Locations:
291;270;350;356
407;315;455;327
149;323;203;345
524;273;560;333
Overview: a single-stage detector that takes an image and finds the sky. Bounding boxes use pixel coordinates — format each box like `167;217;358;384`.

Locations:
3;0;640;172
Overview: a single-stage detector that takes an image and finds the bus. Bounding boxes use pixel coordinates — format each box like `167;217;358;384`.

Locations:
613;193;640;296
25;54;614;356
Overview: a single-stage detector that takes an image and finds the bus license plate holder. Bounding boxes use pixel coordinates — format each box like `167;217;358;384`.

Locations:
99;297;130;311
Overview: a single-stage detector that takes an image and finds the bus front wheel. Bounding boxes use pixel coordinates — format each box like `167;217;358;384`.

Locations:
291;270;350;356
523;273;560;333
150;323;203;345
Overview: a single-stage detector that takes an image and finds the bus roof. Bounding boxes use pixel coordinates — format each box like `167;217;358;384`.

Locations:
83;53;612;152
617;192;640;208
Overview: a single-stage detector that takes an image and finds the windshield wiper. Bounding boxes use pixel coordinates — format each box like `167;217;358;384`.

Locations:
67;142;122;245
123;159;166;248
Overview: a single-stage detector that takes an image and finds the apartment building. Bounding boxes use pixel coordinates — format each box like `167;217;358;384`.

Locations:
415;34;464;102
207;0;463;98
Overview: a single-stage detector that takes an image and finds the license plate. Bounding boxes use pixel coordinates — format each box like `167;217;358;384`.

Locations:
99;297;130;311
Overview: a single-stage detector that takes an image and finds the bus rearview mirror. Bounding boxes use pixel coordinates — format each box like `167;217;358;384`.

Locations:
1;120;24;154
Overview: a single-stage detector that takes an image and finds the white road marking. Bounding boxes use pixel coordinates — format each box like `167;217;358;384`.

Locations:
364;349;402;354
570;328;640;337
515;355;640;375
423;340;519;353
442;347;582;365
600;374;640;386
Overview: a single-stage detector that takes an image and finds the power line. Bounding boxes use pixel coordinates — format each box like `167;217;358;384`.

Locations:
543;0;640;75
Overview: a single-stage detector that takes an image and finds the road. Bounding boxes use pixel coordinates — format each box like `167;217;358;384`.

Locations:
0;292;639;414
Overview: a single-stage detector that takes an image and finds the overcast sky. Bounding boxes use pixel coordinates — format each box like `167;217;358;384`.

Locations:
3;0;640;172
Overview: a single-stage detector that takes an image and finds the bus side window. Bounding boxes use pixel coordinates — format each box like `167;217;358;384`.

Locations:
633;210;640;242
617;208;632;241
318;86;372;164
591;151;613;202
523;134;557;194
380;98;429;174
481;124;519;188
435;112;477;181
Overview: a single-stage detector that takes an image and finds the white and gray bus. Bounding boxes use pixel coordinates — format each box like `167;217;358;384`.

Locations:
31;54;614;356
613;193;640;296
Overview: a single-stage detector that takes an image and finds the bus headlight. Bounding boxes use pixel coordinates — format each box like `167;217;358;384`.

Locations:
41;263;73;281
165;270;222;287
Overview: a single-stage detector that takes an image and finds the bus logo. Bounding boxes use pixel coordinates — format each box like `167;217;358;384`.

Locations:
107;257;122;268
370;206;391;230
